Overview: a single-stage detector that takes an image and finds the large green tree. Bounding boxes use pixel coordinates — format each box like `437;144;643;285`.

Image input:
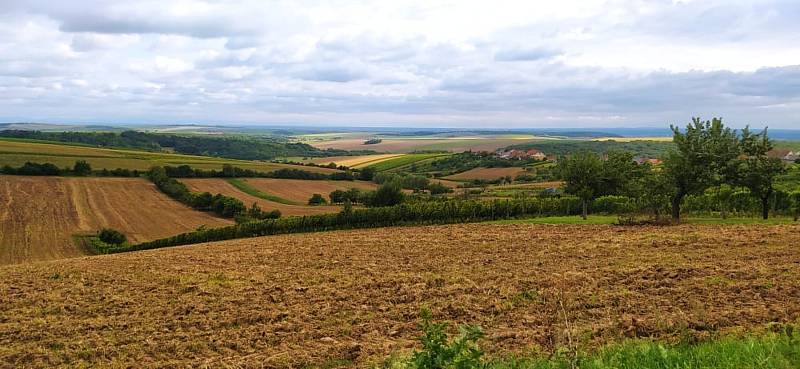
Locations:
663;117;740;221
736;127;786;219
558;151;604;220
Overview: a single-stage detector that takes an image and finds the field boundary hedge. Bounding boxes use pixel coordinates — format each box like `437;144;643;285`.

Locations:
108;197;583;253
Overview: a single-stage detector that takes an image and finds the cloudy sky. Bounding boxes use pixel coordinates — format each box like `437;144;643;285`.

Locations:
1;0;799;128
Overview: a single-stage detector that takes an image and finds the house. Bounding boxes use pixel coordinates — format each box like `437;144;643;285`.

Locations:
633;156;663;166
494;149;547;160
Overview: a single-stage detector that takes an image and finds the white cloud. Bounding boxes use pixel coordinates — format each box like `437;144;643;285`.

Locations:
0;0;798;128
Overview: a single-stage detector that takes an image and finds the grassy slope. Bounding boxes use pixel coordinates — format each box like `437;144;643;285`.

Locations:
492;215;800;225
226;178;299;205
385;330;800;368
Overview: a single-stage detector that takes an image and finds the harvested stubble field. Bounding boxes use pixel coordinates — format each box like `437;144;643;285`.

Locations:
0;139;338;174
243;178;377;203
1;223;798;368
444;167;529;181
308;154;404;168
0;176;232;265
182;178;342;216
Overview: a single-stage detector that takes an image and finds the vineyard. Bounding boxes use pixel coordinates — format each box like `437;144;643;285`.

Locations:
0;176;231;265
1;222;798;367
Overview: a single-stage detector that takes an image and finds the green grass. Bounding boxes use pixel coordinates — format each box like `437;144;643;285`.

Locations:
226;178;299;205
383;314;800;369
368;153;451;172
490;215;799;225
481;332;800;369
489;215;619;225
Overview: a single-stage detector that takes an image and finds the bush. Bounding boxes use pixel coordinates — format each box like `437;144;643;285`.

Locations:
406;310;484;369
428;182;453;195
368;183;405;207
593;195;635;214
98;228;127;245
72;160;92;176
308;193;327;205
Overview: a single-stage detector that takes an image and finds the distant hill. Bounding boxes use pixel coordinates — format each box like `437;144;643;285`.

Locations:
0;129;371;160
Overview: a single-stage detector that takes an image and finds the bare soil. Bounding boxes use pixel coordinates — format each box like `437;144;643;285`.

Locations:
1;223;798;368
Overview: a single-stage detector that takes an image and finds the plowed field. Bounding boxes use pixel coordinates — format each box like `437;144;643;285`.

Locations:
1;223;798;368
182;178;340;216
0;176;231;265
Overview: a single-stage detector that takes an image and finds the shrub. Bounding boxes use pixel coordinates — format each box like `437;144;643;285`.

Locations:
308;193;327;205
368;183;405;207
406;310;484;369
72;160;92;176
98;228;127;245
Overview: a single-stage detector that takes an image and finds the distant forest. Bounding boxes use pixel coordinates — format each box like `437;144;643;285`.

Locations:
0;130;373;160
508;140;675;157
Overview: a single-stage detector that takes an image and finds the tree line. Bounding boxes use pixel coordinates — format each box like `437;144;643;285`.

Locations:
0;129;372;160
162;164;369;181
557;118;797;220
147;166;280;221
103;196;586;253
1;160;140;177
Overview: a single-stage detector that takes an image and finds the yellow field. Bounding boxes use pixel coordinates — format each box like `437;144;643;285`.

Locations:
0;176;232;265
0;139;338;173
308;154;404;168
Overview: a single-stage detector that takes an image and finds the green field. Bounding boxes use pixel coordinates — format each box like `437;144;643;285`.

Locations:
366;153;451;171
0;138;337;173
226;178;298;205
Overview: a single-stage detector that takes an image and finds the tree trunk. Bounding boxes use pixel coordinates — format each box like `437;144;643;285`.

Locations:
762;196;770;220
581;199;588;220
671;194;682;222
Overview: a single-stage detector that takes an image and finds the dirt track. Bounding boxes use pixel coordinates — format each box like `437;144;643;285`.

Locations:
1;223;798;368
0;176;231;265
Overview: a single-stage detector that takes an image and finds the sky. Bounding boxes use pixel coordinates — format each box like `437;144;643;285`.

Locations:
0;0;799;128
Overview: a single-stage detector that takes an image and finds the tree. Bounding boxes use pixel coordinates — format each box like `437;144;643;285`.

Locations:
557;151;604;220
636;169;672;220
99;228;127;245
790;191;800;221
736;127;785;219
601;151;646;196
662;117;739;221
308;193;327;205
73;160;92;176
368;182;405;207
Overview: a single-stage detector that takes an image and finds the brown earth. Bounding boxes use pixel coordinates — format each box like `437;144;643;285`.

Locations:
181;178;341;216
0;176;231;265
311;138;532;154
445;167;529;181
243;178;377;203
1;223;798;368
